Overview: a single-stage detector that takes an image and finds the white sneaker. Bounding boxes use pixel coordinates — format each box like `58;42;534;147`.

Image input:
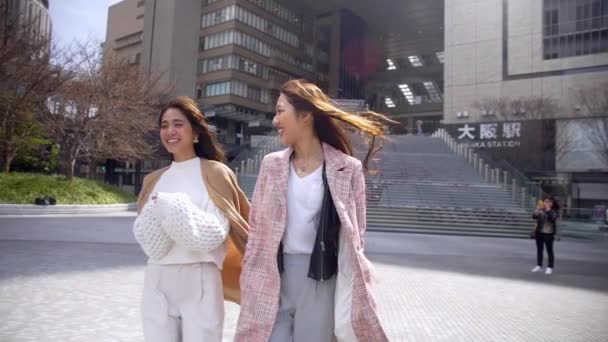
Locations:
531;266;542;272
545;268;553;275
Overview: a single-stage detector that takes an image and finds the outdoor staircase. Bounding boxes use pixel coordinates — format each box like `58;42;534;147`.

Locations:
363;134;534;238
236;133;536;238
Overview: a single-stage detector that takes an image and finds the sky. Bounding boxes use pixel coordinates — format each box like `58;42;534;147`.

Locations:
49;0;123;46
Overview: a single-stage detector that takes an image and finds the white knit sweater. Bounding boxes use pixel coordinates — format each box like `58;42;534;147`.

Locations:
133;157;230;268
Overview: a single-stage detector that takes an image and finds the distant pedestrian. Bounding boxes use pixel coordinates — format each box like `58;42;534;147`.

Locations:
531;196;560;275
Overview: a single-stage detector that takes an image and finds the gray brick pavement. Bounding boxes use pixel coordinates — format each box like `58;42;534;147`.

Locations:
1;217;607;341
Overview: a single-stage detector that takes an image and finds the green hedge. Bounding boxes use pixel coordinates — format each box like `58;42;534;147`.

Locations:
0;173;136;204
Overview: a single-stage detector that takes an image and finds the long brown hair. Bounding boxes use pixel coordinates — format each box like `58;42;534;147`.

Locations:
158;96;226;163
280;79;394;169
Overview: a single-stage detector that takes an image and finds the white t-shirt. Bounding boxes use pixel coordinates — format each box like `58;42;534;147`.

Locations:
283;162;324;254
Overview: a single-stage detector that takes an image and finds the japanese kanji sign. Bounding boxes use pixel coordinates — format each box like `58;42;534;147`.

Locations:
454;121;522;148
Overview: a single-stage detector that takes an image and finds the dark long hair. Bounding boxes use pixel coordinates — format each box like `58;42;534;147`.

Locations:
280;79;394;169
158;96;226;163
543;195;561;213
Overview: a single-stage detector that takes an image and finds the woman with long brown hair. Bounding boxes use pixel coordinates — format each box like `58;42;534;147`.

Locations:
133;96;249;342
236;80;391;341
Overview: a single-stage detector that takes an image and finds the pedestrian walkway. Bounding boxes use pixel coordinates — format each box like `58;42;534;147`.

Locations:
1;221;607;341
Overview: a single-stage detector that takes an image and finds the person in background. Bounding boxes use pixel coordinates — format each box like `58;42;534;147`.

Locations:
531;196;560;275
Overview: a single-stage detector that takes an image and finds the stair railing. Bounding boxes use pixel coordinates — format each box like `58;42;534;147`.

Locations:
432;128;542;210
234;135;282;178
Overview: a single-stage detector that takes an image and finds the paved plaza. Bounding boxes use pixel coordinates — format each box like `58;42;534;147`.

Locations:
1;216;607;341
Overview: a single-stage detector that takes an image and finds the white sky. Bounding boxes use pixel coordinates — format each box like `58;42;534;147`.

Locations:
49;0;123;46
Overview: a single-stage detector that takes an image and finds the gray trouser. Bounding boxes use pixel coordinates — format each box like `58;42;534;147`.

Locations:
269;254;336;342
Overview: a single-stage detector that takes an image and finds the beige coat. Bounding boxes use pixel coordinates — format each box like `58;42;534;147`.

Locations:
136;159;249;303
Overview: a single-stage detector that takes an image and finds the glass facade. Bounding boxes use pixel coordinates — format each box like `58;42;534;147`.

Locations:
205;80;271;104
201;5;300;48
197;54;294;84
543;0;608;59
200;29;313;71
245;0;301;25
201;30;272;56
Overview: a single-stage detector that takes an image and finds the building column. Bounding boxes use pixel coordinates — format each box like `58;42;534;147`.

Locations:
407;117;415;134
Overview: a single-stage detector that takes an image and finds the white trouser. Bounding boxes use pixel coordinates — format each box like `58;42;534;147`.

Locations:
142;262;224;342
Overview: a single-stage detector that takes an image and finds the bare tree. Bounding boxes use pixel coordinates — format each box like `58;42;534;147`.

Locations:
472;97;510;120
0;4;76;172
555;119;579;163
472;96;559;121
472;95;580;165
518;97;560;120
43;44;169;179
576;82;608;164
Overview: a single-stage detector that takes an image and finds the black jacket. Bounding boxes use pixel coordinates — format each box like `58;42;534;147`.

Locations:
277;162;341;281
533;209;558;235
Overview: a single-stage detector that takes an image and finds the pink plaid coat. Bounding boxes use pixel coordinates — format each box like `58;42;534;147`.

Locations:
235;143;388;342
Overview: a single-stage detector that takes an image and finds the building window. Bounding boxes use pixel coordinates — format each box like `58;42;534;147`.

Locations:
206;81;232;97
243;60;258;75
543;0;608;59
198;54;280;81
137;0;145;7
202;5;300;47
436;51;445;64
246;0;301;26
408;55;424;67
423;81;443;103
136;14;144;20
205;80;271;104
200;30;310;71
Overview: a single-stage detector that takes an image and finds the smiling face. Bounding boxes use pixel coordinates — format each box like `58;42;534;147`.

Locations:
273;93;313;146
159;107;197;160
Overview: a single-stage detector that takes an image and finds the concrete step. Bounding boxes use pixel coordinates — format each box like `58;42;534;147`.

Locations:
367;215;533;226
367;214;531;225
367;226;528;239
367;218;532;231
377;197;519;204
368;207;530;218
376;202;523;210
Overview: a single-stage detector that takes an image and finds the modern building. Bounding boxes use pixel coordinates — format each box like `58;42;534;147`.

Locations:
106;0;446;142
288;0;446;134
0;0;52;45
445;0;608;124
444;0;608;208
106;0;607;208
119;0;329;146
104;0;144;65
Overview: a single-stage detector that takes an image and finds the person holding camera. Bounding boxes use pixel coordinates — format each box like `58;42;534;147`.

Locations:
531;196;560;275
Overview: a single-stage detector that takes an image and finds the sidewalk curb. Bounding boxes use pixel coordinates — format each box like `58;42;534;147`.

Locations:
0;203;137;215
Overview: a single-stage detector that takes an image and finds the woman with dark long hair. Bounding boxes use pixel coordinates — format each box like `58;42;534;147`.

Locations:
133;96;249;342
236;80;392;341
531;196;560;275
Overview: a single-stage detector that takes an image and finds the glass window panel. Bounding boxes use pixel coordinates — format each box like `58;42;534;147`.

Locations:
543;0;608;59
